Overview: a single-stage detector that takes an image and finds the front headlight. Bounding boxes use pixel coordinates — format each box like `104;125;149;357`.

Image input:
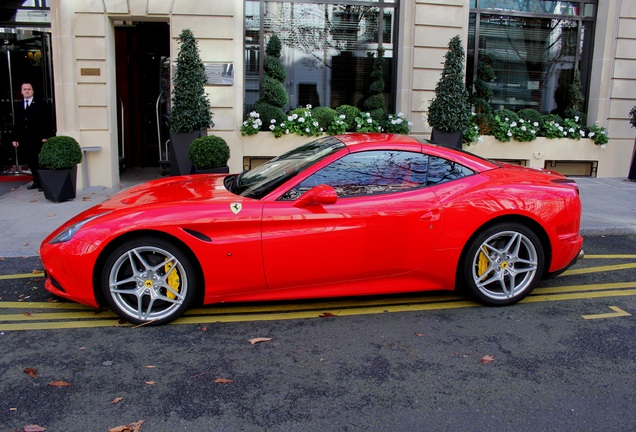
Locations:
49;212;111;244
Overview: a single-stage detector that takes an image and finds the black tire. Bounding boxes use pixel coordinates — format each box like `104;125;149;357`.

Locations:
100;236;196;325
462;222;544;305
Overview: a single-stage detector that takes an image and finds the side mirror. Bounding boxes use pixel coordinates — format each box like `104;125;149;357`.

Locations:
293;184;338;208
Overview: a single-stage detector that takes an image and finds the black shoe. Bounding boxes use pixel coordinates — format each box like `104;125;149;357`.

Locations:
27;183;40;190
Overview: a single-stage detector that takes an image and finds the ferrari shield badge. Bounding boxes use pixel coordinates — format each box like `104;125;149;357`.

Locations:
230;202;242;215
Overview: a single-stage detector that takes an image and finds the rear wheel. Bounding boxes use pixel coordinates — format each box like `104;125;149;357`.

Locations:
101;236;196;325
463;223;544;305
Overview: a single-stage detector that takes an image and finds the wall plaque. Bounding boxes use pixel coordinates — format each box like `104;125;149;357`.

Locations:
204;63;234;86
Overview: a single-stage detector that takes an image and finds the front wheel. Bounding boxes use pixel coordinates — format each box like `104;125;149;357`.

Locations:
101;236;197;325
462;223;544;305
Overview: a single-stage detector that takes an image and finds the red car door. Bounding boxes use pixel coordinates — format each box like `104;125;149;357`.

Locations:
261;150;443;295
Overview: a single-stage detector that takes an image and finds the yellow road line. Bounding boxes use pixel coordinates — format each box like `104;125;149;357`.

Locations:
0;271;44;280
584;255;636;259
534;281;636;294
0;301;94;310
582;306;631;320
0;311;117;321
560;263;636;276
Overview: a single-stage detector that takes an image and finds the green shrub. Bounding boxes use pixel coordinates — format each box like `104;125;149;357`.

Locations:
495;109;519;124
168;29;213;133
564;108;587;126
383;113;411;134
516;109;542;125
39;136;83;170
335;105;360;131
188;135;230;170
541;114;565;138
427;36;471;133
254;100;285;128
311;106;337;130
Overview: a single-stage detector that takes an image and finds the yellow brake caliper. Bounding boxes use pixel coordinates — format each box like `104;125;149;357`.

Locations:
477;247;489;277
164;260;180;299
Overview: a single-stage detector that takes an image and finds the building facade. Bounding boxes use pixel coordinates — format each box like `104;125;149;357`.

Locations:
7;1;636;186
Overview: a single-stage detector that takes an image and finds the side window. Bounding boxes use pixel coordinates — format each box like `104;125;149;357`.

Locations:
280;150;429;200
426;156;475;186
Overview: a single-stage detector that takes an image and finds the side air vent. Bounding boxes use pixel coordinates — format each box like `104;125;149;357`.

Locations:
182;228;212;243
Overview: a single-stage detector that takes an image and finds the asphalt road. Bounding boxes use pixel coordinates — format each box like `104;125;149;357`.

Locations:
1;235;635;431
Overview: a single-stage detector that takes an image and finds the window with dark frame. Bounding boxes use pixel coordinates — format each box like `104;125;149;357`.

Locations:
467;0;597;117
244;0;399;117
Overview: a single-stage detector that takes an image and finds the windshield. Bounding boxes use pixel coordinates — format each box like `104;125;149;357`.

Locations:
230;136;346;199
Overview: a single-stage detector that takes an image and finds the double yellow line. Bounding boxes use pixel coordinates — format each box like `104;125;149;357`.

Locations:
1;255;635;331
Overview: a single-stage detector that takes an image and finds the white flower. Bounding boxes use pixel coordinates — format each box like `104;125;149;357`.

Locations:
589;132;595;138
339;114;346;119
285;129;290;134
507;131;512;137
575;116;580;122
367;119;373;124
477;136;483;142
579;130;585;136
397;112;404;117
531;130;536;134
305;128;310;133
269;125;275;131
366;112;371;117
306;104;312;109
511;121;517;127
569;128;575;133
519;119;525;123
533;122;539;127
313;121;319;127
298;117;305;123
292;113;298;120
271;119;276;124
250;111;259;118
505;117;509;122
252;125;259;129
521;125;526;131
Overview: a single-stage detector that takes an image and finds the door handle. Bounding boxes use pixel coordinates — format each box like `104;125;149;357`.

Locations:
420;209;441;221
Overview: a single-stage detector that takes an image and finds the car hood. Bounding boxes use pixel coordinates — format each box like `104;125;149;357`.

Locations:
101;174;237;209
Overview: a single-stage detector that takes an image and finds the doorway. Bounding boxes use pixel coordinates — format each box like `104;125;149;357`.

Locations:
115;21;170;170
0;30;55;173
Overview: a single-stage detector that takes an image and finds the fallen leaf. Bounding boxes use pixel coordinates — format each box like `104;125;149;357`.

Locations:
9;407;17;411
108;420;144;432
111;397;124;404
248;337;274;345
416;333;426;337
23;367;38;378
23;311;32;317
319;312;337;318
23;243;29;247
145;381;156;385
214;378;233;384
144;365;156;369
23;425;47;432
201;327;207;331
480;355;495;365
32;270;43;274
82;196;91;201
48;380;71;387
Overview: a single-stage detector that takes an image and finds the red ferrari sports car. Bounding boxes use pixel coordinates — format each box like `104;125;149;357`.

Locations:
40;133;583;325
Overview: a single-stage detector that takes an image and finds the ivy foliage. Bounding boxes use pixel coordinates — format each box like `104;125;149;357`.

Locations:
168;29;213;134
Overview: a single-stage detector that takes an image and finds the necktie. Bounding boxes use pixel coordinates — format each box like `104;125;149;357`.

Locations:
25;100;29;109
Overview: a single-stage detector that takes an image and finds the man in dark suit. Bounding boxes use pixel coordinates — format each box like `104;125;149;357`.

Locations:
11;82;53;190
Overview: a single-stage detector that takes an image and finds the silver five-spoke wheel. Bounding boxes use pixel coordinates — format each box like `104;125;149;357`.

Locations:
101;236;196;325
463;223;544;305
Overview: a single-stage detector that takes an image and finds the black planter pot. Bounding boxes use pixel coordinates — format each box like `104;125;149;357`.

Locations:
194;166;230;174
628;140;636;181
169;131;202;176
431;128;463;149
39;166;78;203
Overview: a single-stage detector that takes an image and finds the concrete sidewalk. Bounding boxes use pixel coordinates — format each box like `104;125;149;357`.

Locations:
0;170;634;258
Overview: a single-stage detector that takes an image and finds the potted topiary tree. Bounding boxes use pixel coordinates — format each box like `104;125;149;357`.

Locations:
427;35;471;148
38;135;83;202
168;28;214;176
253;34;288;128
628;106;636;181
188;135;230;174
364;47;387;123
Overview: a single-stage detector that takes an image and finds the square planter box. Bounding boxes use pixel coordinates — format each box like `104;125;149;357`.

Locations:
39;166;78;202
